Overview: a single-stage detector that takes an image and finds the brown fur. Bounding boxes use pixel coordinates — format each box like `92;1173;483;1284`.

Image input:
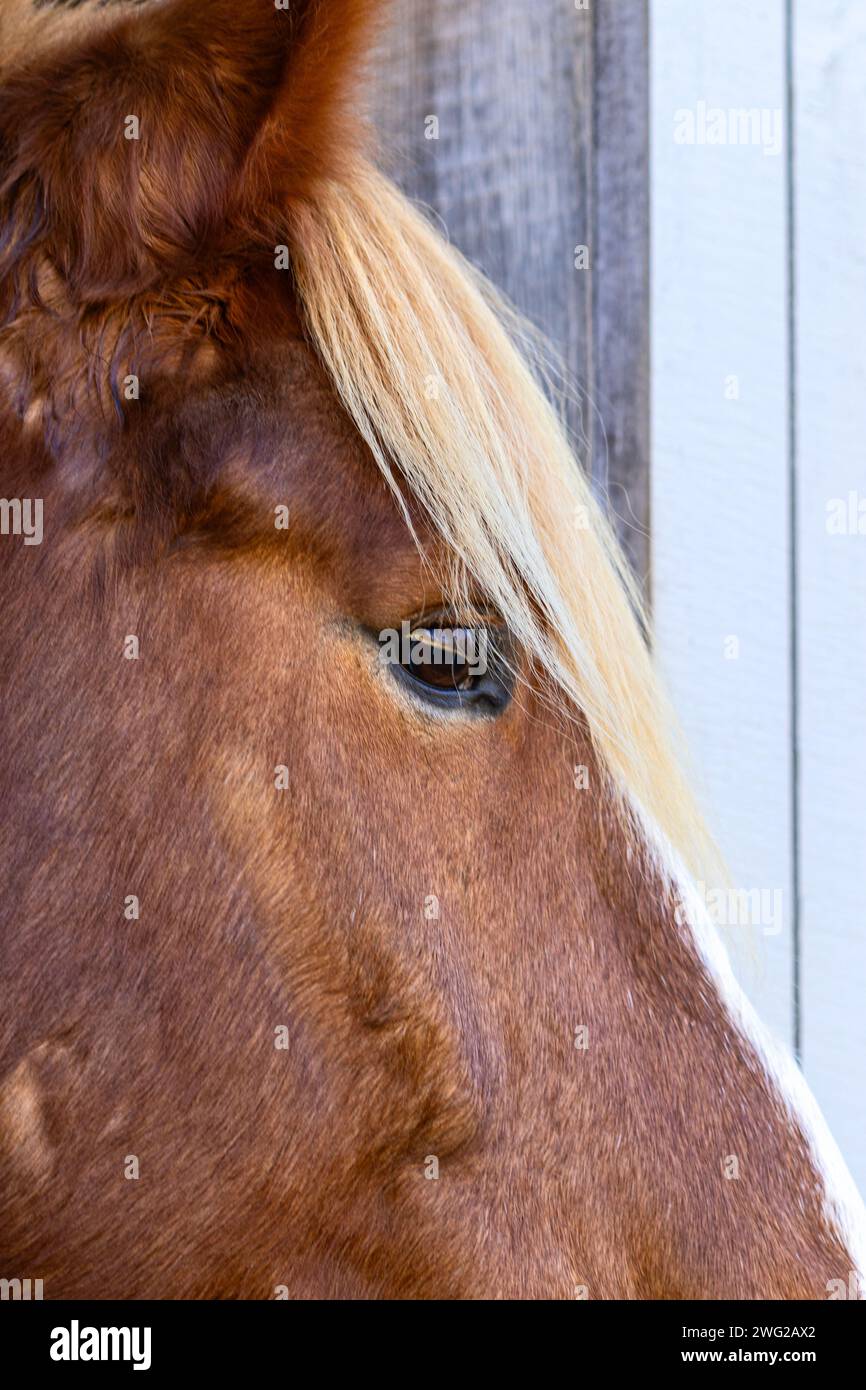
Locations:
0;0;383;298
0;0;856;1298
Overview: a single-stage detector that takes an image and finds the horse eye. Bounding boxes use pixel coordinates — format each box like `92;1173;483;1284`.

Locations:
406;626;481;691
381;618;514;713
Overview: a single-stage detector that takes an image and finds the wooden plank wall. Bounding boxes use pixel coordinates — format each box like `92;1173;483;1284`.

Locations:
652;0;865;1190
795;0;866;1194
650;1;794;1053
370;0;650;583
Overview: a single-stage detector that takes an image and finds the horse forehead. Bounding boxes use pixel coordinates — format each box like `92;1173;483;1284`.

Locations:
232;341;440;608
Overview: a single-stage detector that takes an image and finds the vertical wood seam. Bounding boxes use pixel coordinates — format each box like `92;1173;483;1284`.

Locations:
785;0;802;1063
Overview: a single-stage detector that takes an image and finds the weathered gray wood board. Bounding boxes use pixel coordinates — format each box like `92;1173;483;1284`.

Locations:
370;0;650;585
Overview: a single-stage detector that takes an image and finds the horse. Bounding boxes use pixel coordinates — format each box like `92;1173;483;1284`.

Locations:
0;0;863;1301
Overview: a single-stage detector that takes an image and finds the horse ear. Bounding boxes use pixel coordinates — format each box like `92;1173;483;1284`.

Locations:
0;0;384;302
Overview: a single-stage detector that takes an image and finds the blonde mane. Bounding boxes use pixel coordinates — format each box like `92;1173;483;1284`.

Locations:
289;162;720;887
